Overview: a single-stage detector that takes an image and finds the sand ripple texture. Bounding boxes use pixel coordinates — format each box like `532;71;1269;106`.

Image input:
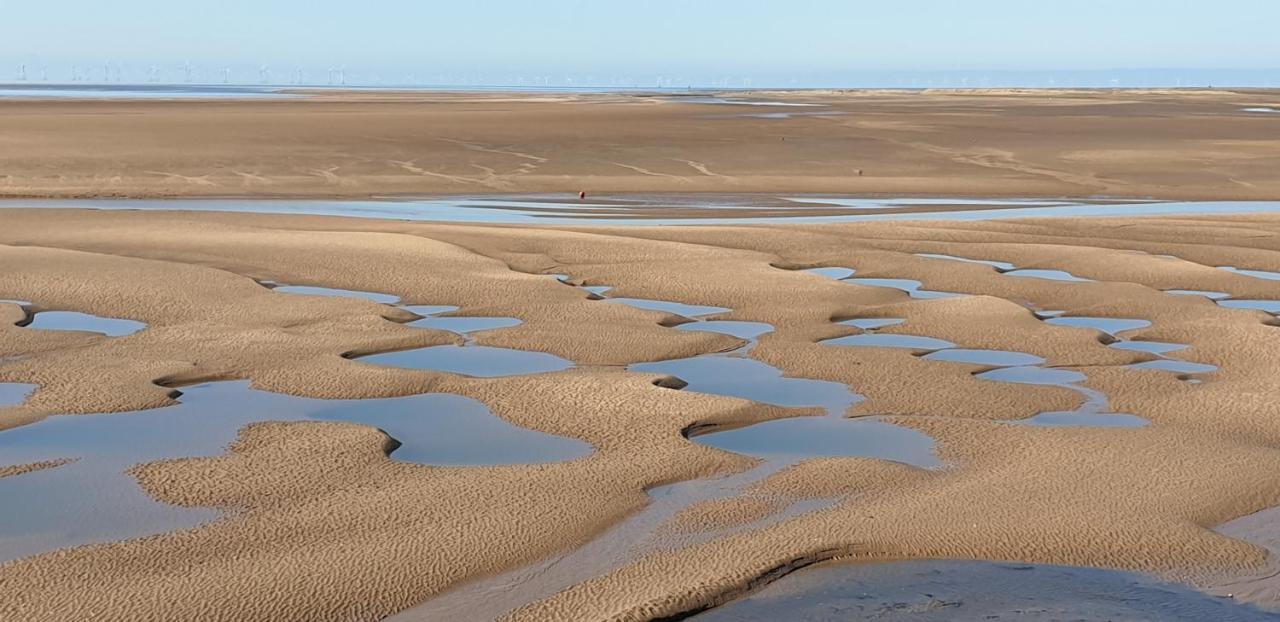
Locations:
1;208;1280;621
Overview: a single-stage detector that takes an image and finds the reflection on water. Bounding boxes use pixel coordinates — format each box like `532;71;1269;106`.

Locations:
691;559;1277;621
0;381;589;563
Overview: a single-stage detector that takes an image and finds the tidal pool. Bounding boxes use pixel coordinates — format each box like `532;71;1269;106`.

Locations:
0;381;589;563
843;278;961;300
1020;411;1151;428
1110;340;1190;355
1220;266;1280;281
1218;299;1280;314
407;315;523;335
691;560;1276;621
804;267;857;280
823;333;956;351
639;319;939;468
915;253;1015;271
358;345;573;377
1166;289;1232;300
977;365;1147;428
1003;268;1093;283
22;311;147;337
1040;313;1212;377
677;320;775;341
267;283;400;304
1044;316;1150;337
923;348;1046;367
1129;359;1219;374
829;316;1147;427
977;366;1088;386
402;305;525;335
272;285;551;375
838;318;906;331
0;383;37;407
915;253;1094;283
608;298;730;318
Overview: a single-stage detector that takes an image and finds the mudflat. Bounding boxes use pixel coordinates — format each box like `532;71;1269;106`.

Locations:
1;88;1279;200
2;203;1280;620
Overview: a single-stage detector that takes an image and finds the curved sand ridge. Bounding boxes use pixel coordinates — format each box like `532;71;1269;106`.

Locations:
0;207;1279;620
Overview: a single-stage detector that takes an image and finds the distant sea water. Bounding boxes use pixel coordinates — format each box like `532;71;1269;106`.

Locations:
0;84;299;99
1;67;1278;100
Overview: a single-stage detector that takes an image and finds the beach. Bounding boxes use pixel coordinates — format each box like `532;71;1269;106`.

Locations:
1;88;1279;200
2;90;1280;621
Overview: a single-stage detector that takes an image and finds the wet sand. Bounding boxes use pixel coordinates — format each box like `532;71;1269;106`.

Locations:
1;204;1279;620
690;559;1278;621
1;88;1279;200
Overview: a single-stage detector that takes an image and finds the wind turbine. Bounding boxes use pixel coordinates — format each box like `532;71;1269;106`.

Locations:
182;61;193;83
258;64;270;84
223;67;231;84
16;64;25;81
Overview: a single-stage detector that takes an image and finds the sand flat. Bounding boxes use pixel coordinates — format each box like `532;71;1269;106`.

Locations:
0;204;1278;620
1;88;1279;200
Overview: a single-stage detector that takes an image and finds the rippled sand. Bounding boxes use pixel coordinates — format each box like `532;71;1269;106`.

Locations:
1;206;1280;620
2;88;1280;200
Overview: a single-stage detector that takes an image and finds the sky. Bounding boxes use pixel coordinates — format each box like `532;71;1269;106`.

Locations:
3;0;1279;87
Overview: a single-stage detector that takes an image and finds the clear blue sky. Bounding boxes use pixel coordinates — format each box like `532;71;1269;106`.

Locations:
4;0;1278;86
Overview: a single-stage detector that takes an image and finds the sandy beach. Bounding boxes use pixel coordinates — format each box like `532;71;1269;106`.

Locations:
0;191;1278;619
1;88;1279;200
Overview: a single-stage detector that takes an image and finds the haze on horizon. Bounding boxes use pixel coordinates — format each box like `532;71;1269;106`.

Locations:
3;0;1279;88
